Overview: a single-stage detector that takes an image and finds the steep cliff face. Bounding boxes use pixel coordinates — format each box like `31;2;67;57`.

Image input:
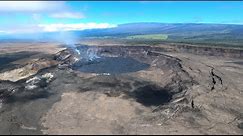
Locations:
170;44;243;58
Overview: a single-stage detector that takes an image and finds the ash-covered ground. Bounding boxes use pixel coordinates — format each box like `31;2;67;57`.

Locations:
0;42;243;135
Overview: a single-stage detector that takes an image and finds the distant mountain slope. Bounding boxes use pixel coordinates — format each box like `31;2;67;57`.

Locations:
80;23;243;37
1;23;243;46
79;23;243;47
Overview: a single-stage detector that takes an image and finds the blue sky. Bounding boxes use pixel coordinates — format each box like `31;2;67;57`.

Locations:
66;1;243;24
0;1;242;34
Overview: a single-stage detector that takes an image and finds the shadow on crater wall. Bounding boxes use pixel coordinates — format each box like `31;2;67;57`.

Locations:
128;85;172;106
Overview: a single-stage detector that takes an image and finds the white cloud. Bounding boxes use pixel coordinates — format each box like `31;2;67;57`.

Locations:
0;1;66;13
0;30;9;34
50;12;85;19
0;24;44;34
0;1;86;21
38;23;117;32
0;23;117;34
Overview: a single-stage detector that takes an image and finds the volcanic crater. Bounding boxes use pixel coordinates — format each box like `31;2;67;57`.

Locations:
52;45;194;108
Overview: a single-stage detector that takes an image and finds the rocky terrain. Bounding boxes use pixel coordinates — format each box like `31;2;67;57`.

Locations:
0;42;242;135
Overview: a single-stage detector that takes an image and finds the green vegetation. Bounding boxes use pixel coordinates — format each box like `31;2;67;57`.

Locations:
126;34;168;40
122;38;243;49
